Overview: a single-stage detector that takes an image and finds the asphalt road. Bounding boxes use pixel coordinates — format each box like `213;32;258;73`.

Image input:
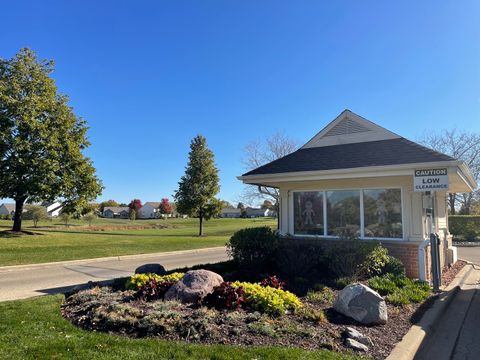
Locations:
457;246;480;265
0;247;228;302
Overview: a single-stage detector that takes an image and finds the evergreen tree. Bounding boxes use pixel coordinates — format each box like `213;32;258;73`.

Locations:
174;135;221;236
0;48;103;231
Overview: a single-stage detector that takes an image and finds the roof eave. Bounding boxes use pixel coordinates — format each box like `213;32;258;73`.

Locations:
238;160;466;186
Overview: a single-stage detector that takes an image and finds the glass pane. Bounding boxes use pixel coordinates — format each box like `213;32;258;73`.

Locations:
363;189;402;238
293;192;324;235
326;190;360;236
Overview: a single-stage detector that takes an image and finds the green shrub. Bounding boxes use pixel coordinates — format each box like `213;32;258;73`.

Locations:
306;287;334;305
449;215;480;241
272;239;325;277
368;273;431;305
383;255;406;276
357;245;389;278
126;272;185;290
298;306;326;323
324;240;378;278
226;227;278;268
334;276;357;289
231;281;303;316
357;245;406;278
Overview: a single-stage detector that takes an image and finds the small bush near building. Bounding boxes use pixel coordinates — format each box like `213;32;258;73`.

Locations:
226;226;278;268
368;273;431;306
226;228;406;287
449;215;480;241
358;245;406;278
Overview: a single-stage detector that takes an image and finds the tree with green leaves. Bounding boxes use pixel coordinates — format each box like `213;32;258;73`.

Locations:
59;212;71;227
23;205;48;227
128;207;136;221
83;212;97;227
174;135;221;236
0;48;103;232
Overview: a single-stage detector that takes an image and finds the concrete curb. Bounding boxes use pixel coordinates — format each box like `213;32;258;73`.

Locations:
386;263;474;360
0;246;227;271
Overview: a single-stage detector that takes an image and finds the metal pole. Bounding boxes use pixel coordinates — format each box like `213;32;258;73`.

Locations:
425;191;440;291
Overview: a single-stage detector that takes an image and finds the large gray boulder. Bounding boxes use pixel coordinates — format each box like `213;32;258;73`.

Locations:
164;269;223;304
333;283;387;325
135;263;166;275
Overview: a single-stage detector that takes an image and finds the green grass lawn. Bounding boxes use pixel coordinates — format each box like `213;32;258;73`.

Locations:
0;218;276;266
0;295;361;360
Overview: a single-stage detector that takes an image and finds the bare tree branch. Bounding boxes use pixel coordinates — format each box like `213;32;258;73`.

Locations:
241;131;300;206
418;129;480;214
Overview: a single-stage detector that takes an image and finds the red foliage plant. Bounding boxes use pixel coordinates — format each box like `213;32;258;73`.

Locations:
135;280;175;301
260;275;285;289
129;199;143;211
159;198;173;214
203;282;246;310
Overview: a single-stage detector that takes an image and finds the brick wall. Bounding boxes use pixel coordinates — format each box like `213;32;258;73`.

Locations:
380;242;420;278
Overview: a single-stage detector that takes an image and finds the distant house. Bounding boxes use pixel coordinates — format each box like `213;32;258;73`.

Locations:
41;201;63;217
103;206;129;219
0;203;15;217
245;207;276;218
220;207;242;218
137;202;161;219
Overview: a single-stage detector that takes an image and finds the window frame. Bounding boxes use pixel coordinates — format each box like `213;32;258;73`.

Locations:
289;186;405;241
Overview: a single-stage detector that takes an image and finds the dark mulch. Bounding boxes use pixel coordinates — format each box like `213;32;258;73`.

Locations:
62;286;432;360
441;260;466;287
61;262;468;360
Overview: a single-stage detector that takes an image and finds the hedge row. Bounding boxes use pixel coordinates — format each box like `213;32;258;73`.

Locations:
449;215;480;241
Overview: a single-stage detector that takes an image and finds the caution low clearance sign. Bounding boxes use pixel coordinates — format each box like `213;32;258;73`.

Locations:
413;168;449;192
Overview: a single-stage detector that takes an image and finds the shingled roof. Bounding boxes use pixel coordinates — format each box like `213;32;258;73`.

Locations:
242;110;455;177
242;138;454;176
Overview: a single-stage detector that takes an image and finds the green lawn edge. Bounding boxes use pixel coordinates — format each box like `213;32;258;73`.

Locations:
0;218;275;266
0;295;364;360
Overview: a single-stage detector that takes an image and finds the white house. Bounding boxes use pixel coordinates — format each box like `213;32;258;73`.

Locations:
41;201;63;217
137;202;161;219
245;207;276;218
103;206;129;219
238;110;477;281
0;203;15;217
221;207;242;218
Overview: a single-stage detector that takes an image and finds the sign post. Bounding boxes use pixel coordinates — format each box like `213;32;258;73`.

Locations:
414;169;448;291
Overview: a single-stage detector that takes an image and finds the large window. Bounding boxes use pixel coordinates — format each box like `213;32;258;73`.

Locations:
326;190;360;236
363;189;402;238
293;188;403;239
293;192;324;235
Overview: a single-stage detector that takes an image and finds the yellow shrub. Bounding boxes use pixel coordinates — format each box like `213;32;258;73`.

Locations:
125;272;185;290
231;281;302;316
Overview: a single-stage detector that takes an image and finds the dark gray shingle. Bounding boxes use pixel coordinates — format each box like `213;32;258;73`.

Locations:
242;138;454;176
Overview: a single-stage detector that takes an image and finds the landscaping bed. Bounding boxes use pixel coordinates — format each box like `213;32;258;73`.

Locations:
62;281;429;360
60;227;461;359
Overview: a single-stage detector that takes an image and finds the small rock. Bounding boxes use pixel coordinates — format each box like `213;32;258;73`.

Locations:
164;269;223;303
333;283;388;325
343;327;374;347
345;338;368;352
134;263;166;275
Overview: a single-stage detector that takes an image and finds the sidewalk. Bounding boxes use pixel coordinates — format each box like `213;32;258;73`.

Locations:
414;263;480;360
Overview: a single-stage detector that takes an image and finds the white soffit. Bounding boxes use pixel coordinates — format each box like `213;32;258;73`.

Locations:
302;110;401;148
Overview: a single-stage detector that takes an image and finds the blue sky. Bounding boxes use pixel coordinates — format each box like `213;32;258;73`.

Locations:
1;1;479;205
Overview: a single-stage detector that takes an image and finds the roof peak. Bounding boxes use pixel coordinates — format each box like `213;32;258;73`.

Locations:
302;110;400;149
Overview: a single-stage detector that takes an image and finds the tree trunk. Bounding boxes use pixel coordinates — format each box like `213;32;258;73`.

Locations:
12;198;26;232
199;210;203;236
449;193;456;215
